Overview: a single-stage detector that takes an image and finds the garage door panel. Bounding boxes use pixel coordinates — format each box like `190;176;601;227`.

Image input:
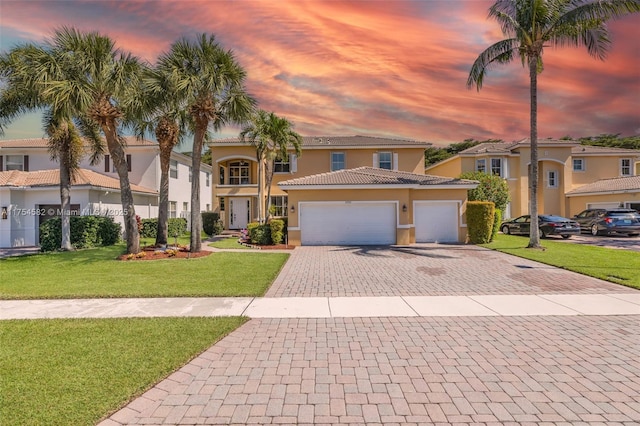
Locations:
415;202;458;243
301;203;396;245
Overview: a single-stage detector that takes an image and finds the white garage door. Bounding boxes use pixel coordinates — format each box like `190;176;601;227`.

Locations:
587;202;621;209
300;202;396;245
415;202;459;243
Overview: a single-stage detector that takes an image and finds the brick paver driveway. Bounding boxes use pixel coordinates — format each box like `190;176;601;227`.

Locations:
103;245;640;425
266;245;630;297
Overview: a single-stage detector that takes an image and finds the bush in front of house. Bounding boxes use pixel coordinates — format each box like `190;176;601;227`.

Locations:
202;212;223;237
40;216;122;251
491;208;502;242
140;218;188;239
466;201;495;244
247;222;272;245
269;219;285;245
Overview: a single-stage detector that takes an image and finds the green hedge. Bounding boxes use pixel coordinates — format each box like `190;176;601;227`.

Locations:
247;222;271;245
202;212;223;237
269;219;285;245
466;201;495;244
140;218;188;239
491;209;502;242
39;216;121;252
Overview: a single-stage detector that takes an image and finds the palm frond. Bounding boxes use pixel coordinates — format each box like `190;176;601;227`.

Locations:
467;38;518;90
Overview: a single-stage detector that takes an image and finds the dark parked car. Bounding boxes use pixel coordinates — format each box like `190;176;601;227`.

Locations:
573;208;640;236
500;215;581;239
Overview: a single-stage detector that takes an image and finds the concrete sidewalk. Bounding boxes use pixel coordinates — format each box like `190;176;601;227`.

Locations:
2;293;639;319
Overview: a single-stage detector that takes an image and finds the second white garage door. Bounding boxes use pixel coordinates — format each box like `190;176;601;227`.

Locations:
300;202;396;245
415;201;459;243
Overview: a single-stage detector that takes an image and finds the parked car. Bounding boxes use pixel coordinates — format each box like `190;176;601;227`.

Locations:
500;215;581;239
573;208;640;236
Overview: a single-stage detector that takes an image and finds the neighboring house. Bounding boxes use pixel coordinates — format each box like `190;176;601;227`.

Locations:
0;137;212;248
425;139;640;219
209;135;478;245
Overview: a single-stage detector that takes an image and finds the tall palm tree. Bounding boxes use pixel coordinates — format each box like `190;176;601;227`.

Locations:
467;0;639;248
0;43;103;251
157;34;254;252
241;110;302;223
44;27;146;254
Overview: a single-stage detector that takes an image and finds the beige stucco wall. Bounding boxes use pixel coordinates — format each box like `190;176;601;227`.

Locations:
285;187;469;245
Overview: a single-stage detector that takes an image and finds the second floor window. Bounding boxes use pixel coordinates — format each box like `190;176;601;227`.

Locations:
189;167;192;183
573;158;585;172
274;156;290;173
490;158;502;177
476;159;486;173
621;158;631;176
229;161;250;185
378;152;393;170
547;170;558;188
170;160;178;179
169;201;177;218
331;152;345;171
205;172;210;187
3;155;27;171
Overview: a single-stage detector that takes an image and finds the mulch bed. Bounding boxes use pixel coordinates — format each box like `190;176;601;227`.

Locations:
239;239;295;250
117;246;213;261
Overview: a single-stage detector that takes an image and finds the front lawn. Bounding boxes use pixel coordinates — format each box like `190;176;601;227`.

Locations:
0;245;289;299
482;234;640;289
0;317;246;426
208;237;252;250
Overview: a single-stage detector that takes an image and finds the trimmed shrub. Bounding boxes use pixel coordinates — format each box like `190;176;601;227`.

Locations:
39;216;122;251
202;212;223;236
140;218;157;239
269;219;285;245
491;209;502;242
140;218;188;239
466;201;495;244
168;218;187;238
248;223;272;245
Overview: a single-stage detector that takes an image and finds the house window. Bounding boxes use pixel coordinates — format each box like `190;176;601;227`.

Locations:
219;166;225;185
206;204;210;211
188;167;192;183
105;154;131;172
547;170;558;188
490;158;502;176
270;195;288;217
377;152;393;170
4;155;26;171
183;202;189;213
229;161;250;185
170;160;178;179
621;158;632;176
205;172;210;187
274;156;290;173
219;197;225;211
331;152;345;171
573;158;585;172
476;159;486;173
169;201;177;218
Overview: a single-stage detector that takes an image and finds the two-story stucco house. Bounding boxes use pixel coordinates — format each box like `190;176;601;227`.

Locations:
425;138;640;219
0;137;212;248
209;135;478;245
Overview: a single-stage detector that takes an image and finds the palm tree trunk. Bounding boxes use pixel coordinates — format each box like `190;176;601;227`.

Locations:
59;149;72;251
189;123;206;252
527;55;541;249
156;153;170;246
257;156;264;223
264;159;274;223
103;123;140;254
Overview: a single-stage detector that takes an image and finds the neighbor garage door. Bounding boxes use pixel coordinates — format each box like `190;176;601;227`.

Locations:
300;202;396;245
415;201;459;243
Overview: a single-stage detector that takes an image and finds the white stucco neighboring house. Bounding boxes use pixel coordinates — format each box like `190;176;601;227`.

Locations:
0;137;212;248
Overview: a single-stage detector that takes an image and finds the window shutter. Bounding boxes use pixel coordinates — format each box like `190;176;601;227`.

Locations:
373;153;378;168
393;153;398;171
290;154;297;173
104;155;110;172
23;155;29;172
0;156;3;171
126;154;132;172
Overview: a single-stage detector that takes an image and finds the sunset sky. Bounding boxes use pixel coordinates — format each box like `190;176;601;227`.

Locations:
0;0;638;146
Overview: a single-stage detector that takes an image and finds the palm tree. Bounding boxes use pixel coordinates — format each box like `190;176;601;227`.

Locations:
241;110;302;223
0;42;103;251
467;0;640;248
44;27;146;254
157;34;254;252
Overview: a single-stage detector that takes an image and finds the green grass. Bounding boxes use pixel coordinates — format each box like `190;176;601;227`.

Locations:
0;245;289;299
208;237;252;250
0;317;247;426
482;234;640;289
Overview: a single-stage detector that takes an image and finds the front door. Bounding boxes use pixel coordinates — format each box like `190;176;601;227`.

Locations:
229;197;250;229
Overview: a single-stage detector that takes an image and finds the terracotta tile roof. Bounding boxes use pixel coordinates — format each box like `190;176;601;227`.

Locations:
566;175;640;196
279;167;477;187
570;145;640;155
459;142;519;154
0;136;158;148
210;135;431;148
0;168;157;194
459;139;640;156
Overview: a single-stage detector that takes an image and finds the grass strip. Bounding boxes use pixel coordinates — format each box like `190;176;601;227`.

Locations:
482;234;640;289
0;317;247;426
208;237;252;250
0;245;289;299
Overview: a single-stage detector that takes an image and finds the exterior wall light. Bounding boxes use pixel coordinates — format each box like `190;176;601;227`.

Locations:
290;205;295;213
402;204;407;213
